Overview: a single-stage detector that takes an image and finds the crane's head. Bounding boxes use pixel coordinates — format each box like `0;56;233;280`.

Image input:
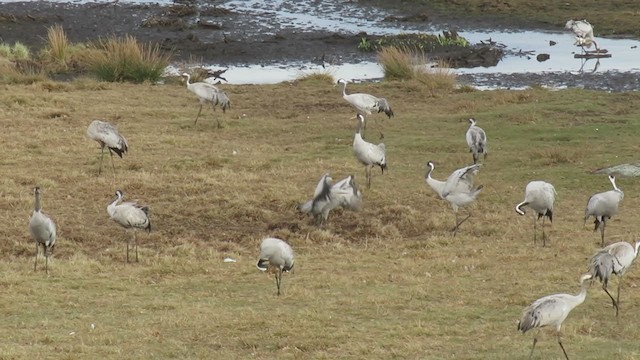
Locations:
427;161;435;170
114;190;124;199
565;20;575;30
336;78;348;86
356;114;365;123
468;118;477;126
33;186;41;195
579;273;593;285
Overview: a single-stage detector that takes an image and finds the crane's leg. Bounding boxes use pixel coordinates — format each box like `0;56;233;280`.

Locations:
533;215;537;245
194;104;204;125
528;337;538;359
557;332;570;360
108;149;117;182
541;216;547;247
452;210;472;234
45;253;49;275
275;268;282;296
34;243;39;271
126;233;130;264
366;166;372;189
98;146;106;175
615;276;623;316
600;220;606;246
134;232;139;263
601;283;617;313
472;152;478;164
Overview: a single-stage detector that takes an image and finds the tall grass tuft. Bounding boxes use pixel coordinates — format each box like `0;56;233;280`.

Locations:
85;35;171;83
44;24;70;67
377;46;456;90
294;70;335;85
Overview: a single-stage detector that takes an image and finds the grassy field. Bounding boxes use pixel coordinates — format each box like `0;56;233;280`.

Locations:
1;78;640;359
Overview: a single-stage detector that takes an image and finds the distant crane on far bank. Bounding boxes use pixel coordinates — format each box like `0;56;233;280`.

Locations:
518;274;593;360
256;237;295;296
565;19;600;53
584;175;623;246
515;181;556;246
181;72;231;127
588;239;640;316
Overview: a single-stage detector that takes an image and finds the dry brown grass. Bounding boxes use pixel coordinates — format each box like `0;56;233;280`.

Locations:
1;81;640;358
378;47;456;91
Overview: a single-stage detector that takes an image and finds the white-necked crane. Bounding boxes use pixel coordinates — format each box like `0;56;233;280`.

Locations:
87;120;128;179
29;186;57;274
588;239;640;316
256;237;294;296
181;72;230;127
584;175;623;246
518;274;592;360
515;181;556;246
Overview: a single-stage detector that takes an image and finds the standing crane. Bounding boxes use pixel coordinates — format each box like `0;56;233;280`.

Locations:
518;273;592;360
86;120;128;179
588;239;640;316
515;181;557;246
465;118;487;164
29;186;57;275
353;114;387;189
337;78;393;138
565;19;600;53
181;72;231;127
299;173;362;225
256;237;295;296
107;190;151;263
425;161;483;235
584;175;623;246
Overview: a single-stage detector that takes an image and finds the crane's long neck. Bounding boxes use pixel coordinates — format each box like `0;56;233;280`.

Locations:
634;241;640;258
572;281;590;307
515;201;528;216
107;194;123;215
34;192;42;212
425;165;445;197
341;82;348;97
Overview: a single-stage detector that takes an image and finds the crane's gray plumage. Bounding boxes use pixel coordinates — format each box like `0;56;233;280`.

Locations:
256;237;294;296
584;175;623;246
86;120;128;178
337;78;394;118
588;239;640;316
181;72;231;127
29;186;57;274
299;173;362;225
565;19;599;52
425;161;482;235
107;190;151;263
465;118;487;164
518;273;592;360
353;114;387;189
515;181;556;246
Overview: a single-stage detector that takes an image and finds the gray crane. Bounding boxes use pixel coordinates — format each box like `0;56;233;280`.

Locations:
181;72;230;127
29;186;57;274
518;273;592;360
588;239;640;316
353;114;387;189
299;173;362;225
107;190;151;263
256;237;294;296
465;118;487;164
337;78;393;138
565;19;600;53
425;161;483;235
515;181;557;246
584;175;623;246
86;120;129;178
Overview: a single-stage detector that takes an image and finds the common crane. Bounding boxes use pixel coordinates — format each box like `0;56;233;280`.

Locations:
515;181;557;246
353;114;387;189
107;190;151;263
465;118;487;164
584;175;623;246
588;239;640;316
181;72;231;127
565;19;600;53
518;273;592;360
256;237;294;296
337;78;393;138
425;161;482;235
86;120;128;178
299;173;362;225
29;186;57;274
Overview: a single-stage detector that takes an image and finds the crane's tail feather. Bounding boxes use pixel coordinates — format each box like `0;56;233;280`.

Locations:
109;146;127;158
589;251;614;285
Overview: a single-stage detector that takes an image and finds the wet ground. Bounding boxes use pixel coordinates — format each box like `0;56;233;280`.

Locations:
1;0;639;90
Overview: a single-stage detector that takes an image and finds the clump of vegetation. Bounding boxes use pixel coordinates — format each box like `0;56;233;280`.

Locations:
294;70;334;85
84;35;172;83
0;42;31;61
43;24;70;66
377;47;456;90
359;31;469;53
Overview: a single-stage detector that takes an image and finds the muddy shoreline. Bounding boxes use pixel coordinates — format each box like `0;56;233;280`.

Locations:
1;1;639;91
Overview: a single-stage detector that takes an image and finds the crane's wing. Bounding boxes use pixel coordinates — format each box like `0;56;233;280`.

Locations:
443;164;481;196
345;93;378;114
87;120;128;156
310;174;333;215
518;295;569;333
213;90;231;112
330;175;362;211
